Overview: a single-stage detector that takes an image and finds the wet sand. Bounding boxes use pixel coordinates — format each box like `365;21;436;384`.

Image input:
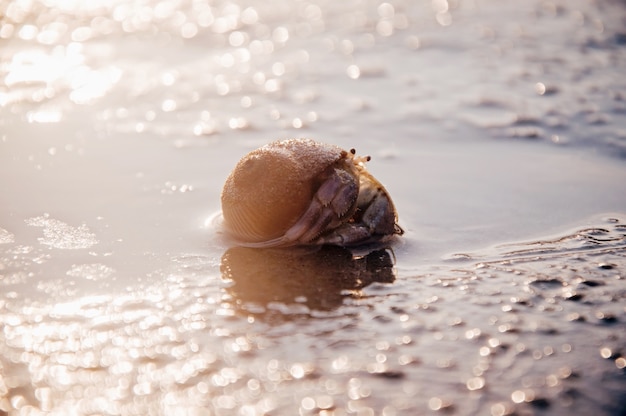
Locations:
1;0;626;415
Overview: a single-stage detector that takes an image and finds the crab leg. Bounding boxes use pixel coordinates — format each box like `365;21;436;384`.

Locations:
284;167;359;244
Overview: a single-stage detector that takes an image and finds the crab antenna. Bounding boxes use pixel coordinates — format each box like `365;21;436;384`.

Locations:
347;147;370;165
354;154;370;165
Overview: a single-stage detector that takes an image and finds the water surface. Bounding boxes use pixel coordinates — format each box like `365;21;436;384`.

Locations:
1;0;625;415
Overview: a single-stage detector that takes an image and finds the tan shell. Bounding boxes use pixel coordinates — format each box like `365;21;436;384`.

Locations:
221;139;346;244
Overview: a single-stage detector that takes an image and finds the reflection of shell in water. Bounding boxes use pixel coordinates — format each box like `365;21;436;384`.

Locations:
220;245;396;314
221;139;345;243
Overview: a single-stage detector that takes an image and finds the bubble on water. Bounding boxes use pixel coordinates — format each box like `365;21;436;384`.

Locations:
487;338;502;348
193;120;217;136
465;328;481;340
220;53;235;68
490;402;514;416
511;389;525;403
161;99;177;112
71;26;93;42
377;20;394;37
301;396;316;410
264;78;280;93
180;22;198;39
595;311;618;323
0;22;14;39
160;71;177;86
436;12;452;26
339;39;354;55
428;396;453;411
534;82;559;96
228;31;246;47
291;117;304;128
347;64;361;79
315;395;334;410
228;117;250;130
271;61;285;76
240;95;252;108
434;357;453;369
272;26;289;43
18;24;38;41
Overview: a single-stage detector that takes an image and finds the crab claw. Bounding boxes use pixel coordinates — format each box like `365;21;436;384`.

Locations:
286;165;360;243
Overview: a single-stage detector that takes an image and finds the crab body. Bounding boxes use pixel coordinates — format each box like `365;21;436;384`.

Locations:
220;138;403;248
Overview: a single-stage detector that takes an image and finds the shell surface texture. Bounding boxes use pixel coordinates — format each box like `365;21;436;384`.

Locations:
220;138;403;248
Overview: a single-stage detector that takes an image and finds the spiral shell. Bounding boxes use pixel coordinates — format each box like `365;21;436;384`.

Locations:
221;139;349;243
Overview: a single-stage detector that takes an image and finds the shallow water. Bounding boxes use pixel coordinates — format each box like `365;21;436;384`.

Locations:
1;0;626;415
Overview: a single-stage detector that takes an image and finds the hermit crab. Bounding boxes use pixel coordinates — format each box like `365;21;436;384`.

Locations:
220;138;403;248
